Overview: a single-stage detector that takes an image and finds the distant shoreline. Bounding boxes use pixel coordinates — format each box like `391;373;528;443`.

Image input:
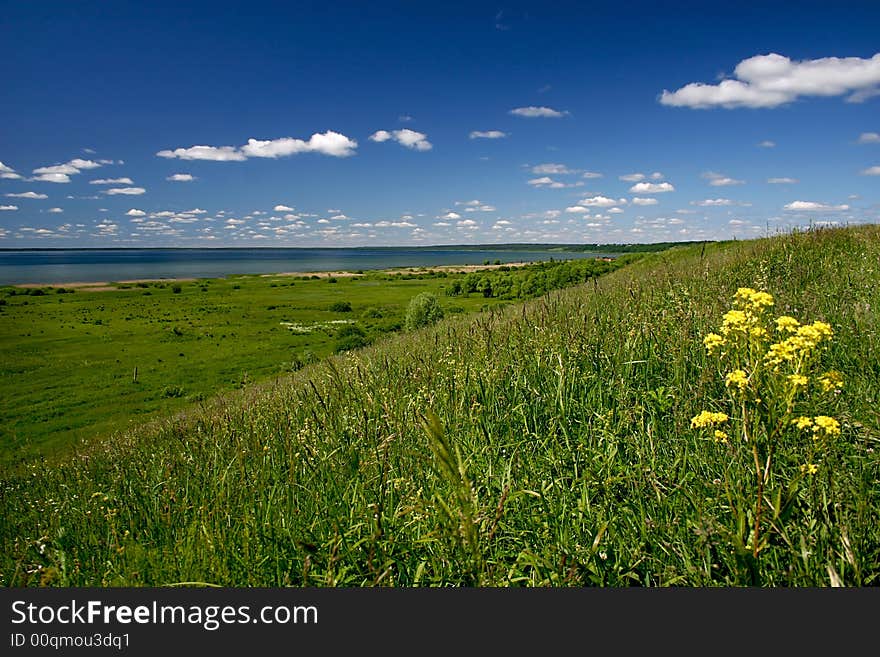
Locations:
10;260;558;290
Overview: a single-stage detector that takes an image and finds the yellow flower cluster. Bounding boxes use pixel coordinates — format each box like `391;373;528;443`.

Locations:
690;410;729;428
725;369;749;391
791;415;841;437
818;371;844;393
733;287;775;310
787;374;809;387
703;332;725;354
764;321;833;367
713;429;729;443
800;463;819;475
775;316;800;333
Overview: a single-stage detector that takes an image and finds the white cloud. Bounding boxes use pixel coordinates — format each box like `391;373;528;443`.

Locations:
619;173;645;182
47;207;63;213
861;165;880;175
703;171;745;186
577;195;624;207
157;145;245;161
0;162;23;179
660;52;880;109
565;206;589;214
105;187;146;195
691;198;734;206
783;201;850;211
5;191;48;199
527;176;583;189
68;158;102;170
631;197;659;206
370;129;432;151
629;181;675;193
0;205;18;211
758;140;776;148
167;173;195;182
532;163;576;175
30;173;72;183
439;212;461;220
242;131;358;158
469;130;507;139
767;177;799;184
582;171;603;179
32;163;79;175
608;207;624;214
433;222;451;227
90;177;134;185
274;205;295;212
125;209;146;217
455;200;496;212
509;106;569;118
457;219;478;227
858;132;880;144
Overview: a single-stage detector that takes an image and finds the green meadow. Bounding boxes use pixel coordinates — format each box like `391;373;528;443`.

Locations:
0;256;626;467
1;227;879;586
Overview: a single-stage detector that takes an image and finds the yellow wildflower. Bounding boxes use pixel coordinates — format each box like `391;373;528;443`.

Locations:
691;410;729;428
750;326;768;339
787;374;808;387
800;463;819;475
792;416;813;430
725;369;749;391
775;316;800;333
818;371;843;393
713;430;729;443
812;415;841;437
721;309;750;336
703;332;725;354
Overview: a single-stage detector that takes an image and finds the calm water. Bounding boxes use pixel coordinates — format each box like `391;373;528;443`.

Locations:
0;248;616;285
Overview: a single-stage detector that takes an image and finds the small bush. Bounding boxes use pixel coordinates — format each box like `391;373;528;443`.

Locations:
361;307;383;319
405;292;444;331
334;324;370;353
172;285;182;294
329;301;352;312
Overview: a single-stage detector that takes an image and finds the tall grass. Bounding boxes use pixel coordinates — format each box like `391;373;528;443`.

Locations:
2;226;878;586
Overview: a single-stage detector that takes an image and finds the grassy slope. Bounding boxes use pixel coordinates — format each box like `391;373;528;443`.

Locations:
2;226;878;586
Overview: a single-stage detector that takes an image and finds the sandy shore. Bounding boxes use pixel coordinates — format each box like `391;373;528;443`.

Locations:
13;261;538;290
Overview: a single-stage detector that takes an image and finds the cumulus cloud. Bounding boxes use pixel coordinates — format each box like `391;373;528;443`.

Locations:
767;177;799;184
629;182;675;193
439;212;461;220
469;130;507;139
6;191;48;199
703;171;745;186
619;173;645;182
660;52;880;109
105;187;146;195
125;209;146;217
0;205;18;210
455;200;496;212
509;106;569;118
166;173;195;182
858;132;880;144
527;176;583;189
274;205;295;212
564;206;590;214
783;201;850;211
30;173;72;183
0;161;23;179
370;129;432;151
47;207;63;213
90;177;134;185
157;145;246;161
758;140;776;148
861;165;880;175
582;171;603;179
242;131;358;158
577;195;624;207
631;197;659;206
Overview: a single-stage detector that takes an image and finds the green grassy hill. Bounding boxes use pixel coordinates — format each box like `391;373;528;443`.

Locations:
2;226;878;586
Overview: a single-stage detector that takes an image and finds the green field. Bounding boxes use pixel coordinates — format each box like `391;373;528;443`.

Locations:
0;256;627;467
1;227;878;586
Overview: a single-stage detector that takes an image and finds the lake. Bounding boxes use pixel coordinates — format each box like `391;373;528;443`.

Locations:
0;248;616;285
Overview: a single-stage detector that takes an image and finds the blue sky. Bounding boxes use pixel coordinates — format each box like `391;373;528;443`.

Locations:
1;0;878;247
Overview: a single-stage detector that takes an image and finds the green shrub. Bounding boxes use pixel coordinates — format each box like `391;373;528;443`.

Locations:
329;301;352;312
405;292;444;331
334;324;370;353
